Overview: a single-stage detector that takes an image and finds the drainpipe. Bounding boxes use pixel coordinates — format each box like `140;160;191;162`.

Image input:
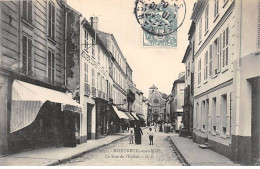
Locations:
64;8;68;87
234;0;242;163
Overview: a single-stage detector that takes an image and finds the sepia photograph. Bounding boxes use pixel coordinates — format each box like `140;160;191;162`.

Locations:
0;0;259;166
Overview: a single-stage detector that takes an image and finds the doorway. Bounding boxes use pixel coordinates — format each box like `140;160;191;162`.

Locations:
251;77;260;165
87;104;94;140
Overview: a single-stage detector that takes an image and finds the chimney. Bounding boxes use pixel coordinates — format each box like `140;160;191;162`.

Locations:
90;16;99;30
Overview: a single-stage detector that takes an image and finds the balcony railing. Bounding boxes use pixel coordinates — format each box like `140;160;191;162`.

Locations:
84;83;90;96
92;87;96;97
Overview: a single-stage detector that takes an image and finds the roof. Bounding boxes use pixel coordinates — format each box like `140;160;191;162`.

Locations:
150;84;158;89
182;45;192;63
173;75;185;86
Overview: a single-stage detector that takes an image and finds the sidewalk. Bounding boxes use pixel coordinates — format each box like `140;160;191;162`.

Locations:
0;132;129;166
169;134;239;166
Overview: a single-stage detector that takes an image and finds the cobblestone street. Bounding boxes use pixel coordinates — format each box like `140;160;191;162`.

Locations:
59;128;185;166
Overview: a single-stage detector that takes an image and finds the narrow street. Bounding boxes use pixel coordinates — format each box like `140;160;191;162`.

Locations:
59;128;186;166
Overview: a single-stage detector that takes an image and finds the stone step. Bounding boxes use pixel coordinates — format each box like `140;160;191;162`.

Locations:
199;144;209;149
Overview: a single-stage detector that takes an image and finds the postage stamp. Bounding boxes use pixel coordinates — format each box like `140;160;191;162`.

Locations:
134;0;186;47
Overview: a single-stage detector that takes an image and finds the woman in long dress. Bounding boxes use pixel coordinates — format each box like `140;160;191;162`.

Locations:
134;124;143;144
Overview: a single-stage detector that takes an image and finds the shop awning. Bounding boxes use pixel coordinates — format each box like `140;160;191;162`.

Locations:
112;105;129;119
125;112;135;120
130;112;139;120
11;80;82;133
136;114;145;121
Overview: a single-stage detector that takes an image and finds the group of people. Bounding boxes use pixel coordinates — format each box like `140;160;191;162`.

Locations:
153;122;175;133
129;125;154;145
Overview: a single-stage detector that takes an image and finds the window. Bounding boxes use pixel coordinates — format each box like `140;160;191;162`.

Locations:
98;47;100;63
23;0;32;23
213;36;221;75
84;30;88;49
22;36;33;75
48;50;55;84
212;97;217;133
222;27;229;67
92;68;95;87
204;51;208;81
209;45;213;77
97;73;100;90
214;0;219;18
205;4;209;33
198;59;201;84
92;39;95;57
84;62;88;84
48;1;55;40
221;94;227;134
199;18;202;43
196;103;200;129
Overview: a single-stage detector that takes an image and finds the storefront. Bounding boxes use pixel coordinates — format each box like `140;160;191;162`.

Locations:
111;106;131;132
8;80;82;154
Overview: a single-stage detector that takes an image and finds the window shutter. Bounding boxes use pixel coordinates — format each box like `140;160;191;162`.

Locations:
22;36;27;74
258;0;260;48
28;39;32;75
28;0;32;23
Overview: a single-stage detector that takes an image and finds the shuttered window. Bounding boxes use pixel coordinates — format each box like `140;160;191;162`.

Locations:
204;51;208;80
23;0;32;23
198;59;201;84
223;27;229;67
22;36;33;75
214;0;219;18
209;45;213;77
47;50;55;84
205;4;209;32
48;1;55;40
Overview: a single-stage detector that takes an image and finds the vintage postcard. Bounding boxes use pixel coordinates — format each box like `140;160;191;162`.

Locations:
0;0;259;166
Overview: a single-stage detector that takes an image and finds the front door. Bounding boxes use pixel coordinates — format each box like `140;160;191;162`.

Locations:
87;104;93;140
0;96;8;155
251;78;260;165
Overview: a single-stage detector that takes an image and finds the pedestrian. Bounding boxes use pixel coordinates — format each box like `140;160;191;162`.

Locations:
129;130;134;144
134;124;143;144
147;127;154;145
154;122;157;132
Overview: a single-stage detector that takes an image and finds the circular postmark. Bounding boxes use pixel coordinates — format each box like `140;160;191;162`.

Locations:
134;0;186;36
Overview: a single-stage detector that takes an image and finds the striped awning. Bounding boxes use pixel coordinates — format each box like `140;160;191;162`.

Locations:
112;105;129;119
130;112;139;120
11;80;81;133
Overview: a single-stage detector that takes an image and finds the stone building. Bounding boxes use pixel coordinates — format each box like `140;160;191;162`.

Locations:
190;0;260;165
148;85;166;125
0;0;81;155
171;73;185;131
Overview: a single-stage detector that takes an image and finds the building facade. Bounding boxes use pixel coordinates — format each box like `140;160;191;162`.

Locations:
181;22;196;136
148;85;166;125
191;0;260;165
0;0;81;155
171;74;185;131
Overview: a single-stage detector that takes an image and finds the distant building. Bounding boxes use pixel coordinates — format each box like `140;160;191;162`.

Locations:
148;85;166;125
171;73;185;131
181;21;196;136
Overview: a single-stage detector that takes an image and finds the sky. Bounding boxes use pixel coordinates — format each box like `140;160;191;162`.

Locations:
67;0;196;98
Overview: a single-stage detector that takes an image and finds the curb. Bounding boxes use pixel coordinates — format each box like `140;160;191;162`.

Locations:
48;134;129;166
168;136;190;166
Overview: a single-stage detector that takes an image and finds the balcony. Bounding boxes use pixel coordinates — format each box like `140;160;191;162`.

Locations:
92;87;96;97
84;83;90;96
127;89;135;102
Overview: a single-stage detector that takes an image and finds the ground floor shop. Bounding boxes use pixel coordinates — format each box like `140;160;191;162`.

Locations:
0;77;81;156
